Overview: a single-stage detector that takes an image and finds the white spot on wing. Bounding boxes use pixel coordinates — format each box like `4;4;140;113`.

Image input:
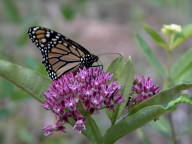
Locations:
41;39;46;43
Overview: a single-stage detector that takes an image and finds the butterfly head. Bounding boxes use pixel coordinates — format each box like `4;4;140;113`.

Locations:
91;54;99;62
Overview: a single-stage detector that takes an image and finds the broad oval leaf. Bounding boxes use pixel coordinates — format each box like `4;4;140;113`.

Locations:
0;59;50;103
110;57;135;124
104;105;166;144
106;56;126;121
107;56;125;80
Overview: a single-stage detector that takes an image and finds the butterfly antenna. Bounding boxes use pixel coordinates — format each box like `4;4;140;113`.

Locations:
97;52;122;57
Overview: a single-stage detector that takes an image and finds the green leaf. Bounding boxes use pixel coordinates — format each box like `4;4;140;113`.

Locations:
110;89;192;144
0;59;50;103
176;68;192;84
36;64;48;76
12;90;29;100
2;0;22;23
104;105;167;144
0;78;14;98
106;56;125;120
167;94;192;108
104;92;192;144
149;116;171;137
136;33;166;79
61;6;76;20
107;56;125;80
174;62;192;83
82;116;103;144
173;24;192;48
16;32;28;47
143;25;168;50
24;56;38;70
129;83;192;115
171;48;192;81
110;57;134;124
136;129;151;144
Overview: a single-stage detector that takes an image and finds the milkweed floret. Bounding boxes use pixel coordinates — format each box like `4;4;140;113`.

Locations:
131;75;160;103
42;67;123;136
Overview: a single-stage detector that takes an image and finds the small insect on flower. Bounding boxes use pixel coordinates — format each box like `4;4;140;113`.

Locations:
42;67;123;135
130;75;160;104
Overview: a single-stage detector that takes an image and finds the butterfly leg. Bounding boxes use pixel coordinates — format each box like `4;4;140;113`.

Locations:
91;64;103;69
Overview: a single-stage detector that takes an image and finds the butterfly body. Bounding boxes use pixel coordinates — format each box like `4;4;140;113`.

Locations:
28;26;98;80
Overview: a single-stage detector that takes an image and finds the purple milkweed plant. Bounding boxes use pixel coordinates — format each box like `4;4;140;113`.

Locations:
42;67;124;136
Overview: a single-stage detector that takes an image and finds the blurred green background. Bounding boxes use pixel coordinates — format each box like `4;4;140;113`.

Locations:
0;0;192;144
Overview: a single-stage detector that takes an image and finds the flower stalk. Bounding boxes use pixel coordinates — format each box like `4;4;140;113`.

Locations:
163;24;181;144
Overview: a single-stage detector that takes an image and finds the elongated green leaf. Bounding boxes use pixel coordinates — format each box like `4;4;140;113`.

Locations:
176;68;192;84
171;48;192;81
0;59;50;103
106;56;125;120
107;56;125;80
111;57;134;124
61;6;76;20
136;129;151;144
17;32;28;47
129;83;192;115
2;0;22;23
104;105;166;144
173;24;192;48
149;117;171;137
136;33;166;78
174;62;192;82
143;25;168;50
0;78;14;98
83;116;103;144
167;94;192;108
104;93;192;144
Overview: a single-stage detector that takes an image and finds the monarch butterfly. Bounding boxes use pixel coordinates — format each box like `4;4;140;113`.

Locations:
28;26;99;80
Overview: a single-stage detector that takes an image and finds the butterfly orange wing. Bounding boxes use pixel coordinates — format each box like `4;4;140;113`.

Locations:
28;26;91;80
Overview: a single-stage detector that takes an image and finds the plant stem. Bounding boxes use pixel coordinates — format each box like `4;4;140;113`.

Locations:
166;35;177;144
167;50;174;84
136;128;151;144
168;114;177;144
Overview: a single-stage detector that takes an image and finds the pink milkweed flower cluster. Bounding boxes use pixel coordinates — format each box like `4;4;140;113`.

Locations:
42;67;123;136
131;75;160;103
